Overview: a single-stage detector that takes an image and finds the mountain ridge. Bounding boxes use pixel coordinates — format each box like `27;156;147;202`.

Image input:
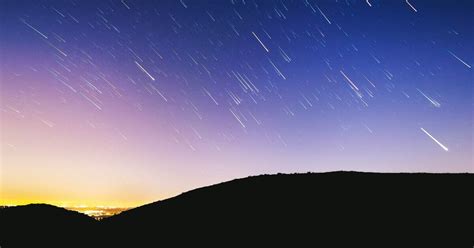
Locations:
1;172;472;247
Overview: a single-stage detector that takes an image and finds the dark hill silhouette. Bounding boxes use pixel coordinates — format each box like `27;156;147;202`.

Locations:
1;172;473;247
0;203;98;247
103;172;473;246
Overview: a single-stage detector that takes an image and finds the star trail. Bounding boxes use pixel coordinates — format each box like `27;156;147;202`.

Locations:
1;0;472;207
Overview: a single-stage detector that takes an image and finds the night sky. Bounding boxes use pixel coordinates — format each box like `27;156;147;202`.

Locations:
1;0;472;207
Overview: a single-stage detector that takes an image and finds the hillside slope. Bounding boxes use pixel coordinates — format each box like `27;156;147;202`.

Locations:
103;172;473;246
0;204;98;247
1;172;472;247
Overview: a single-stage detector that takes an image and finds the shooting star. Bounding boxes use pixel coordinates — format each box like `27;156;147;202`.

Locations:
405;0;418;12
135;61;155;81
340;70;360;91
252;32;269;52
20;19;48;39
448;50;471;69
420;128;449;151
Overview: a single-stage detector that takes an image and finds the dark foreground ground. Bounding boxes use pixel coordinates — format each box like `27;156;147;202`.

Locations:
1;172;472;247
